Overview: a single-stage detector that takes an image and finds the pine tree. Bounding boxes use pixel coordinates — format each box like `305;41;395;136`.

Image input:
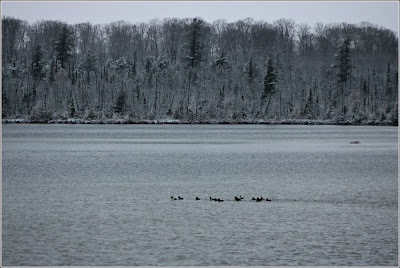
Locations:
114;90;126;113
262;58;278;102
386;63;392;98
333;36;353;85
70;100;76;118
183;18;205;68
54;26;74;68
333;36;353;115
261;58;278;116
303;88;314;118
31;45;45;81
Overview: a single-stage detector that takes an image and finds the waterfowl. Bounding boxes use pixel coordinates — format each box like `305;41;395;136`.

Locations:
239;195;244;200
265;198;271;201
196;197;200;200
171;196;174;199
256;198;262;202
234;196;241;201
178;196;183;200
217;198;224;202
252;197;256;201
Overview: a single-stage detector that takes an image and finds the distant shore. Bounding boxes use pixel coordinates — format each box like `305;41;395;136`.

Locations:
2;118;397;126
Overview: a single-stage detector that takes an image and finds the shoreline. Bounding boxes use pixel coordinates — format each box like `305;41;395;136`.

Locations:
2;118;397;126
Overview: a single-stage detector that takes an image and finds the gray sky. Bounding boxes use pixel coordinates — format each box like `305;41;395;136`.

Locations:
2;1;399;33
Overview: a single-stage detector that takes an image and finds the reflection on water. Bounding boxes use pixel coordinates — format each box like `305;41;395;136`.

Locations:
2;124;398;265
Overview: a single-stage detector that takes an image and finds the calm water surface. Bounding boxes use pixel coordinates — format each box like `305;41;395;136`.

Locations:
2;124;398;265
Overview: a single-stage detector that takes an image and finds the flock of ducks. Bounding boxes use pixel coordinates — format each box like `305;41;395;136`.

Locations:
170;195;271;202
170;196;184;200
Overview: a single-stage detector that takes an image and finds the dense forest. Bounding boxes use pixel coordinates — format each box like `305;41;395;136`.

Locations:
2;16;398;124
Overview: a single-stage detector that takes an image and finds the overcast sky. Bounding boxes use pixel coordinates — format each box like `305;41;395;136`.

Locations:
2;1;399;33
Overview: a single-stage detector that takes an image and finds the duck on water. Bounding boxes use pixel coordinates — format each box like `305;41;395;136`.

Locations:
210;196;224;202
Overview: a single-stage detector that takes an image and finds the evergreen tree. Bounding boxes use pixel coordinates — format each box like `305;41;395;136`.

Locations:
386;63;392;98
114;90;126;113
183;18;205;68
262;58;278;102
333;36;353;114
54;25;74;68
333;36;353;85
303;88;314;118
31;45;45;81
261;58;278;116
70;100;76;118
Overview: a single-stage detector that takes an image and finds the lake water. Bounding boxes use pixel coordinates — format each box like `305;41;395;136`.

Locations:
2;124;398;266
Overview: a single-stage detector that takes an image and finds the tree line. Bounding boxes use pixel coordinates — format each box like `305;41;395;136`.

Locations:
2;16;398;123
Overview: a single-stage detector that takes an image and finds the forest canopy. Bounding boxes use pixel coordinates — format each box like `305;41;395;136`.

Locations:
2;16;398;124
